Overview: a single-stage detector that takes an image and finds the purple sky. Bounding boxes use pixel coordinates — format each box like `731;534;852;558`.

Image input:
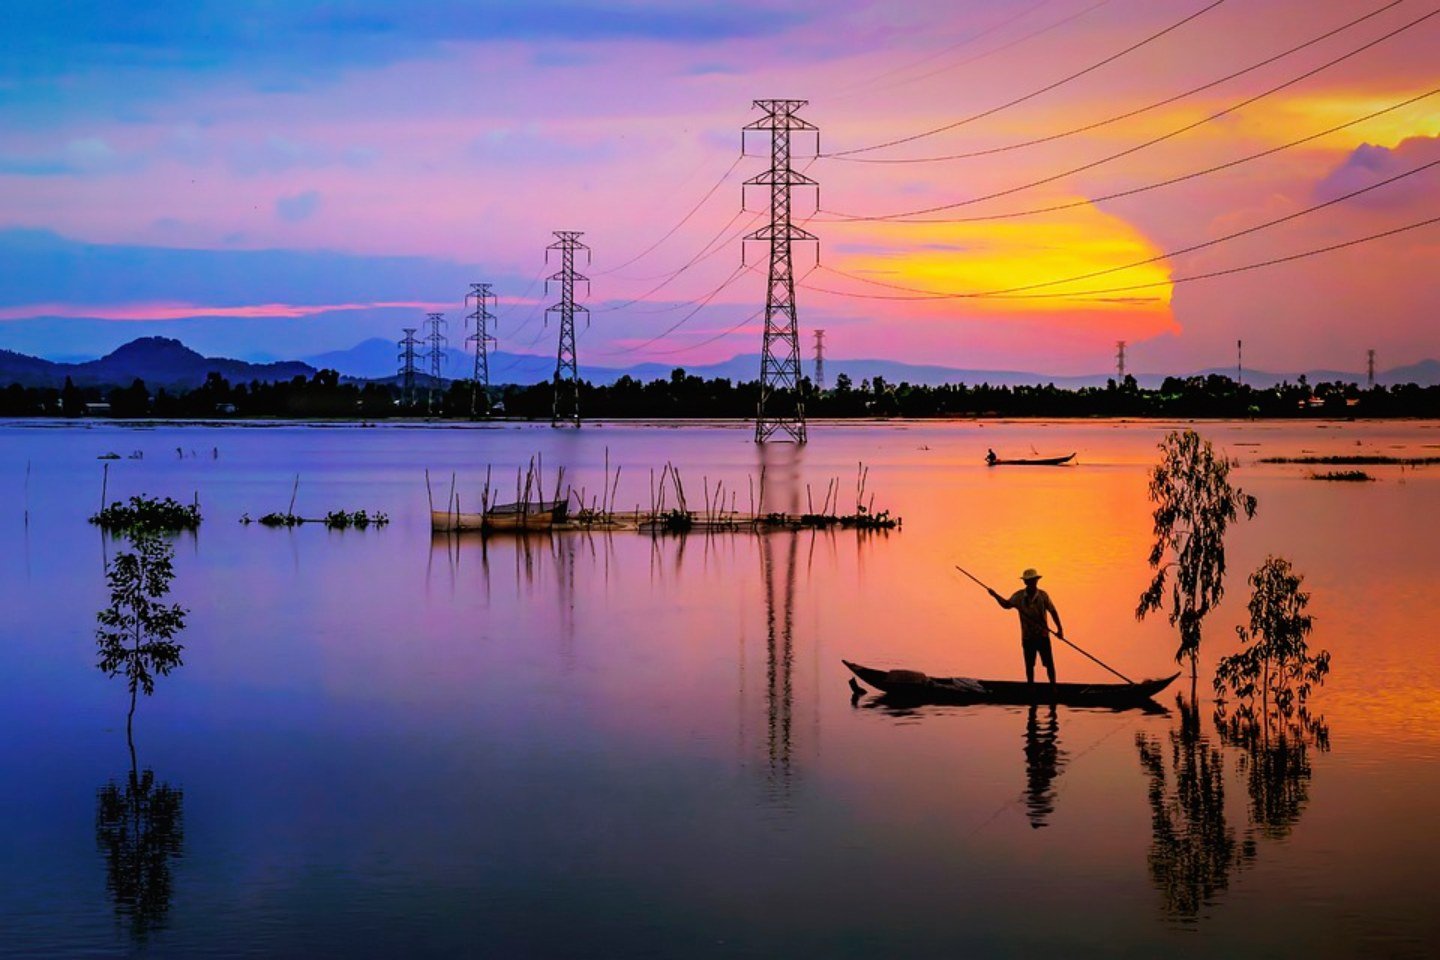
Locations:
2;0;1437;374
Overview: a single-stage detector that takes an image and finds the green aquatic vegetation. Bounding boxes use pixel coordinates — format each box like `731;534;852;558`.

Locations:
90;495;201;533
1308;470;1374;481
321;509;389;529
1261;454;1440;465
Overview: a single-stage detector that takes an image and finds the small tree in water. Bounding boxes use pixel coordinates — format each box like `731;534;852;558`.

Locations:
1137;430;1257;681
97;531;187;743
1214;556;1331;716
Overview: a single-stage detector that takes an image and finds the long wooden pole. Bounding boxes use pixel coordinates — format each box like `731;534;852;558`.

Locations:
955;564;1134;684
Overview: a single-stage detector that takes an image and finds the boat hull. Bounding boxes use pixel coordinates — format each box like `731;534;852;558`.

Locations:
843;660;1178;708
986;453;1076;466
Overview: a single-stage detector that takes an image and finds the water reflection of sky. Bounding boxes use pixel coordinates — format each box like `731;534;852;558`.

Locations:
1;420;1437;957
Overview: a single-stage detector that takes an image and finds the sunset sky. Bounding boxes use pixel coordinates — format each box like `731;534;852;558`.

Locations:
2;0;1437;375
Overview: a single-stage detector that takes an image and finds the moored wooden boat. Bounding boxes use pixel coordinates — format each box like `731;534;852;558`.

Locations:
431;498;569;533
843;660;1178;708
986;453;1076;466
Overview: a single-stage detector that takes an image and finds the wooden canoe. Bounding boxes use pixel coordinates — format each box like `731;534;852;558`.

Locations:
843;660;1179;708
431;499;569;532
986;453;1076;466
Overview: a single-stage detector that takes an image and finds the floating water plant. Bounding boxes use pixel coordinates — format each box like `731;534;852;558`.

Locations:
90;495;202;533
1308;470;1374;482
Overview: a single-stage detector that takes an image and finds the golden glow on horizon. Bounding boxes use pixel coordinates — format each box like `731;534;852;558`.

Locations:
1246;90;1440;149
836;202;1174;312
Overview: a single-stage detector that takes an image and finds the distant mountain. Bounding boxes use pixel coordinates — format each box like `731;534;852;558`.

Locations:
7;336;1438;391
0;337;315;389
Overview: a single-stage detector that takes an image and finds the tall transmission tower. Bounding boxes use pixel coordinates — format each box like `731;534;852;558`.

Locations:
744;99;818;443
466;282;497;417
546;231;590;427
812;329;826;390
1236;339;1244;387
1116;340;1127;380
1367;348;1376;389
424;312;447;414
397;327;420;407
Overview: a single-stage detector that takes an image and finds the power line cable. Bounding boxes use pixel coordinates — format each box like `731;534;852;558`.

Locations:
825;0;1404;164
809;155;1440;299
822;6;1440;222
824;0;1227;158
816;84;1440;225
593;154;745;276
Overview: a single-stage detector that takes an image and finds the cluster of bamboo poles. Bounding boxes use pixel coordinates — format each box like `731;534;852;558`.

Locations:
428;451;898;535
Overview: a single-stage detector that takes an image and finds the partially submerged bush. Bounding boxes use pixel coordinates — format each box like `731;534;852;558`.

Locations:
90;495;201;533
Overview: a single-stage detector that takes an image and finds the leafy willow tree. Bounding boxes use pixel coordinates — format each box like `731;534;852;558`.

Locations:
96;531;188;744
1137;430;1258;681
1214;556;1331;716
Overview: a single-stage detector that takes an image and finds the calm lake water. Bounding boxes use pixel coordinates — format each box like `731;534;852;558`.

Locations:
1;418;1437;958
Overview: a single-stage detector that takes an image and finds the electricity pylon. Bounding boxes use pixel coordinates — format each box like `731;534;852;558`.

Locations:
397;327;419;408
546;231;589;427
424;312;446;414
744;99;817;443
812;328;826;391
1116;340;1127;380
466;282;497;418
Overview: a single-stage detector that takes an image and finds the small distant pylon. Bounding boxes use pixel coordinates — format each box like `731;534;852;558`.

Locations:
546;231;590;427
424;312;447;414
745;98;818;443
397;327;420;407
1116;340;1127;380
812;329;826;391
1367;348;1376;389
466;283;497;417
1236;339;1244;387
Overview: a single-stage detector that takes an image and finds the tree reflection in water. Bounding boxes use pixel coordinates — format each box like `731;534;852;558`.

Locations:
1216;703;1330;841
1137;693;1331;921
1136;695;1248;920
95;762;184;941
1022;704;1067;829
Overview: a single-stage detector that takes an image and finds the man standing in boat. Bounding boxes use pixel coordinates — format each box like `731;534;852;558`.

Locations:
988;568;1063;690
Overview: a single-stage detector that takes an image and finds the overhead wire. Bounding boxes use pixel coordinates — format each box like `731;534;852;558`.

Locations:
821;6;1440;222
593;154;745;276
824;0;1405;165
836;0;1114;104
816;84;1440;225
808;155;1440;299
822;0;1228;158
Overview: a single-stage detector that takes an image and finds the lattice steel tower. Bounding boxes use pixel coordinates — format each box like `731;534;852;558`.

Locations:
812;329;826;391
424;312;447;413
744;99;817;443
1116;340;1127;380
466;282;497;417
546;231;590;427
1367;348;1376;389
397;327;420;407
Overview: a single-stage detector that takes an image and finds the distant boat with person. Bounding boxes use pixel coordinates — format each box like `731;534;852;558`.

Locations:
985;449;1076;467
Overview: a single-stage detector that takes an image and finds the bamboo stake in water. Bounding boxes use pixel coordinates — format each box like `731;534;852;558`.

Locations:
288;474;301;519
100;462;109;513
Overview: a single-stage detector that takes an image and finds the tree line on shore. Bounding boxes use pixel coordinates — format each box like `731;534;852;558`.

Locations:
5;367;1440;418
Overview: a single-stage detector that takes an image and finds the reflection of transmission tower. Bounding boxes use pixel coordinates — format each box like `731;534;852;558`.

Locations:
760;532;797;789
397;327;419;407
745;99;818;444
424;312;447;414
546;231;590;427
466;283;497;418
1116;340;1126;380
812;328;826;391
